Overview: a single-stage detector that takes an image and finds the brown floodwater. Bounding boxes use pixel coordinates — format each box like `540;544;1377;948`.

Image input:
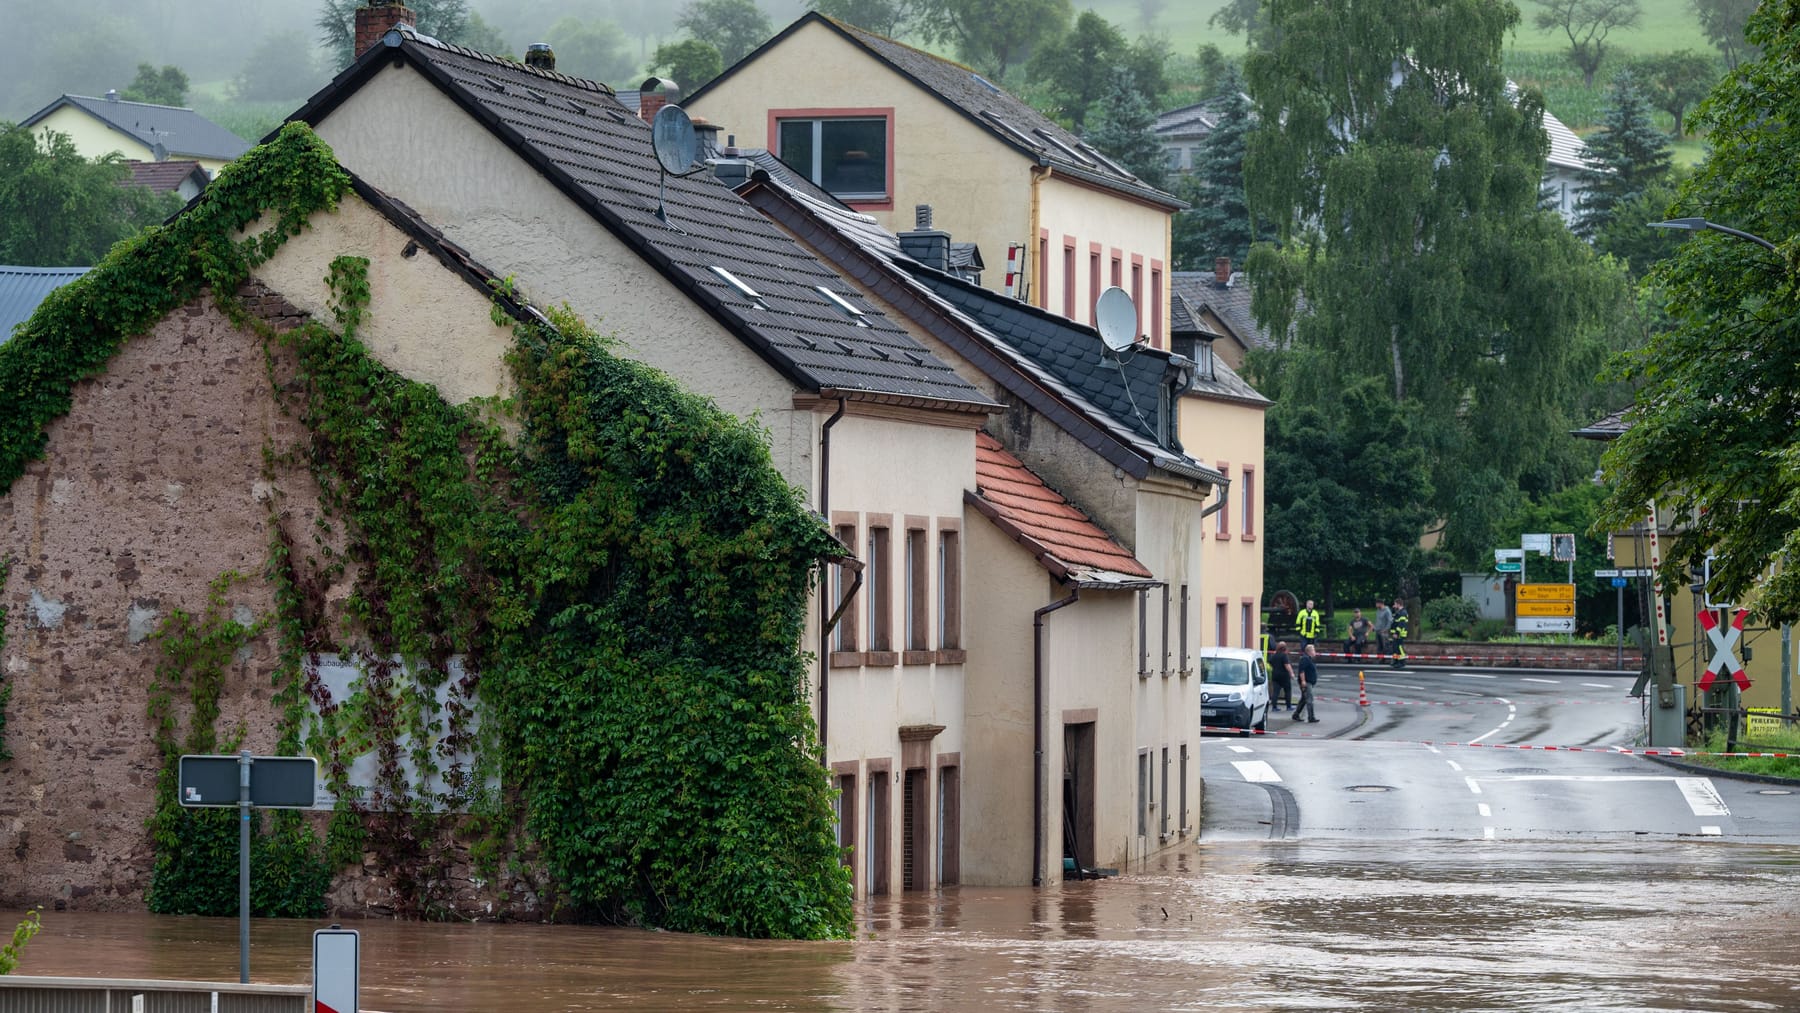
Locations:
13;838;1800;1011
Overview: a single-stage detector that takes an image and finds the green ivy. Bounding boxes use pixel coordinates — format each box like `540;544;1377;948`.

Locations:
0;908;41;975
0;558;10;762
0;123;852;939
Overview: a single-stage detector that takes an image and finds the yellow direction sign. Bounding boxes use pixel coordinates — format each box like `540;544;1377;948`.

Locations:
1517;600;1576;617
1516;583;1576;602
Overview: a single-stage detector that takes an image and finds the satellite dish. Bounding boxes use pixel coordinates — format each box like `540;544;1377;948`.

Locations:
1094;286;1137;353
651;104;698;174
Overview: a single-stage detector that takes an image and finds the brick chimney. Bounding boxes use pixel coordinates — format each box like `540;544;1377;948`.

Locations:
638;77;681;124
1213;256;1232;286
524;43;555;71
355;1;416;57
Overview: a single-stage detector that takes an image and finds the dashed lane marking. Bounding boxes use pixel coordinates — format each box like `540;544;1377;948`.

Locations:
1466;777;1483;795
1478;804;1492;817
1484;826;1496;839
1227;744;1253;753
1581;683;1613;689
1677;777;1730;818
1522;677;1562;684
1701;826;1723;836
1447;760;1463;772
1232;760;1281;783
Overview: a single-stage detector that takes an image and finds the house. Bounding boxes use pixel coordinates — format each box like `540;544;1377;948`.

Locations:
1154;97;1229;176
1171;258;1278;372
122;159;211;202
1170;293;1271;649
734;170;1227;884
290;10;1006;900
684;13;1185;339
0;265;89;342
20;92;249;176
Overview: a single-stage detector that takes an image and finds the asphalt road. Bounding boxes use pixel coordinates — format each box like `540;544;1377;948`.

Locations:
1204;664;1800;842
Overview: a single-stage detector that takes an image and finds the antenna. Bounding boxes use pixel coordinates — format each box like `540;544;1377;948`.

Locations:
650;104;698;226
1094;286;1138;355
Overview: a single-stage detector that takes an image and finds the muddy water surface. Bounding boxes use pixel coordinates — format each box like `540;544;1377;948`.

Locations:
15;839;1800;1011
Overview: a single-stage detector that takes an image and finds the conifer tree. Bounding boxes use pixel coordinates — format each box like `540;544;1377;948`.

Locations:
1084;72;1167;190
1173;75;1264;270
1576;70;1673;240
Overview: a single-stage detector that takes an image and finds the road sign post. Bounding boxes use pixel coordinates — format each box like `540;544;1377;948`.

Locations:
179;753;317;983
1515;584;1576;634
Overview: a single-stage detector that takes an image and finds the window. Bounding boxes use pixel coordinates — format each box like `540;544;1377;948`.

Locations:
1179;584;1190;672
1178;743;1189;834
1216;601;1228;647
1215;465;1231;536
836;772;857;886
1130;261;1143;337
1062;241;1077;318
1160;584;1171;675
1088;250;1101;325
777;117;888;199
1242;467;1256;538
1110;252;1122;288
938;764;960;885
1037;234;1049;309
1137;751;1149;836
834;523;858;652
1160;747;1170;838
1241;602;1254;649
868;525;892;653
1150;263;1164;348
906;527;928;651
937;529;961;649
1138;590;1150;676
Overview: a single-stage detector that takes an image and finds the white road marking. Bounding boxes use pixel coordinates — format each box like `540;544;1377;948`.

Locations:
1581;683;1613;689
1483;826;1496;839
1521;677;1562;685
1677;778;1730;818
1701;826;1723;836
1424;745;1441;754
1368;682;1428;691
1468;699;1516;744
1231;760;1281;783
1448;672;1498;679
1227;745;1254;753
1478;804;1492;817
1447;760;1463;772
1466;777;1483;795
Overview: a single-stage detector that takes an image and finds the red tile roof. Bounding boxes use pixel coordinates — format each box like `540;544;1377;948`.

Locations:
123;159;207;193
970;432;1153;584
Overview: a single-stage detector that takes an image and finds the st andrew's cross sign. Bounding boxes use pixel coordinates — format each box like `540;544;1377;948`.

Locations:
1697;608;1752;692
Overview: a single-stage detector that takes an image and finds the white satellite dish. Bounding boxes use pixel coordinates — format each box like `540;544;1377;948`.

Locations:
651;104;698;174
1094;286;1138;353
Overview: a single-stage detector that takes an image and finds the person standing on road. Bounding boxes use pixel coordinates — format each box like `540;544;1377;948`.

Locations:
1373;599;1393;657
1296;599;1323;648
1270;640;1296;712
1344;608;1374;657
1293;644;1321;723
1390;600;1410;669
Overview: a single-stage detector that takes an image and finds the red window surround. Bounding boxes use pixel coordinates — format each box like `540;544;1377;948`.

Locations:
1150;260;1164;349
1241;466;1257;540
1214;463;1231;537
766;107;896;211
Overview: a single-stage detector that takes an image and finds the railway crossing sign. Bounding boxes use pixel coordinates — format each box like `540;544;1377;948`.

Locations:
1697;608;1752;692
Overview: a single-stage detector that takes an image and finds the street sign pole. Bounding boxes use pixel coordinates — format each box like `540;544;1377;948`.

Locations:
1617;582;1624;669
239;749;251;985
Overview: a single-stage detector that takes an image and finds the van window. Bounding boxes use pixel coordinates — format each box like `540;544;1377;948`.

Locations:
1201;657;1249;685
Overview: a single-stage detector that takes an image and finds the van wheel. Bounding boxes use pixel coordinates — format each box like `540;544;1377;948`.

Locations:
1251;710;1265;735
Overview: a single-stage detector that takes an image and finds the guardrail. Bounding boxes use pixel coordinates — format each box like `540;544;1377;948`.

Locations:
0;975;309;1012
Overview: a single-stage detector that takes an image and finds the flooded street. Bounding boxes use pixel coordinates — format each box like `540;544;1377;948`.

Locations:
16;837;1800;1011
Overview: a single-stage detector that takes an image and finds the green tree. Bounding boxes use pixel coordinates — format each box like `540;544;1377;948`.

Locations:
909;0;1073;80
1532;0;1642;87
806;0;911;37
1244;0;1630;560
1083;72;1166;190
1598;3;1800;622
649;39;724;93
547;17;638;84
677;0;772;67
1576;70;1672;240
0;124;179;267
1209;0;1272;47
461;11;510;57
120;63;188;106
1191;43;1240;99
1500;482;1622;635
1025;10;1127;129
318;0;472;68
230;31;327;102
1259;375;1436;617
1172;76;1265;270
1589;168;1686;278
1690;0;1760;68
1634;50;1718;138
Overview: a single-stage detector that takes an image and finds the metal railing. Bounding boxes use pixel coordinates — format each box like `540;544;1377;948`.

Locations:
0;975;309;1012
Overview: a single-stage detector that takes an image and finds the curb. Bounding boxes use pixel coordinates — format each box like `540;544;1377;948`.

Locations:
1639;751;1800;787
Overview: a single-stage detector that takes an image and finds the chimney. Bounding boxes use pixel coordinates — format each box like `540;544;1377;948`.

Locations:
691;116;720;157
524;43;555;71
897;205;952;272
354;0;416;58
712;158;755;188
638;77;681;124
1213;256;1232;286
105;89;119;102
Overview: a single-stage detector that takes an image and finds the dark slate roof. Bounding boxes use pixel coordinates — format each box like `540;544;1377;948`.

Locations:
687;13;1184;211
1572;407;1630;441
737;175;1224;486
969;432;1155;587
22;95;249;162
1172;269;1275;352
123;159;210;194
1154;99;1224;142
291;27;996;413
1;266;90;343
1170;294;1269;407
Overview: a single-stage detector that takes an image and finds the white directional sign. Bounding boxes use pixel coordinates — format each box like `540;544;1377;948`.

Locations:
1522;533;1552;553
313;928;360;1013
1594;568;1653;578
1516;616;1575;633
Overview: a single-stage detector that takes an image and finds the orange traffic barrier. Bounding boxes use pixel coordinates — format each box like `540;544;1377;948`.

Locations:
1358;671;1369;707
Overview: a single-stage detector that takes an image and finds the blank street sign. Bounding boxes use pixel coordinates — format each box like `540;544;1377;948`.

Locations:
179;755;318;809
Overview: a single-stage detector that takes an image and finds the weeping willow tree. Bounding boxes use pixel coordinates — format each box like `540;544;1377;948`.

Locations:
1242;0;1630;561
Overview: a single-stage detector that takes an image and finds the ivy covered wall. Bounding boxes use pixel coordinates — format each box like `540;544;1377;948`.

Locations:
0;123;852;939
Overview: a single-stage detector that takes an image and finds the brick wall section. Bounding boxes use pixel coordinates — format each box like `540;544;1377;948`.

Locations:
353;2;416;59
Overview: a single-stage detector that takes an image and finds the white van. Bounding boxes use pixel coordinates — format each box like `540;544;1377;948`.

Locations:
1198;646;1271;735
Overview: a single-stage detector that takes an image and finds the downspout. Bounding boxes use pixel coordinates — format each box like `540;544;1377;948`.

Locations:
1029;162;1051;309
818;397;849;763
1032;585;1081;887
1200;479;1229;520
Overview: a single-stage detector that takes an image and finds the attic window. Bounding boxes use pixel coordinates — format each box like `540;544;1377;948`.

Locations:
1035;130;1096;167
708;265;767;309
980;111;1041;151
971;73;1001;94
1080;143;1134;179
816;286;870;327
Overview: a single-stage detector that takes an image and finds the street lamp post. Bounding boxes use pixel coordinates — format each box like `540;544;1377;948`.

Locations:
1646;216;1792;723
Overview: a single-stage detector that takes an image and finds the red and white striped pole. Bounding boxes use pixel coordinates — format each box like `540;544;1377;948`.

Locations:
1003;243;1023;298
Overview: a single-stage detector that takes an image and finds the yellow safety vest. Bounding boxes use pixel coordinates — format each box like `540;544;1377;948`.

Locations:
1297;609;1321;637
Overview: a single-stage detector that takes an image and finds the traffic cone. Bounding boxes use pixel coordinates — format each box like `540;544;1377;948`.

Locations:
1358;671;1369;707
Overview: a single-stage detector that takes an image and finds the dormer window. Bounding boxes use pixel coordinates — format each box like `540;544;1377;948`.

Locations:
708;265;768;309
776;113;890;202
816;286;870;326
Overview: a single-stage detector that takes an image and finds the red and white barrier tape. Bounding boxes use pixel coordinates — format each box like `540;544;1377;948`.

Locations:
1314;695;1628;707
1314;650;1642;666
1201;724;1797;759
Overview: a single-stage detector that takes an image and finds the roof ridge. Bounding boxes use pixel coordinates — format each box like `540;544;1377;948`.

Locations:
70;94;196;112
397;24;616;96
820;15;982;75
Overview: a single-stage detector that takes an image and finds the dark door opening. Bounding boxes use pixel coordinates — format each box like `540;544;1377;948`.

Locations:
1062;722;1096;879
903;768;929;890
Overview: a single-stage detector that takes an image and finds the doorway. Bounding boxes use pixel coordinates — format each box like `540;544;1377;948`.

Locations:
1062;721;1096;878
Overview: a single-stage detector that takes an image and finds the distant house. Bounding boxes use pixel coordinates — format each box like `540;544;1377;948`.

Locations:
0;266;89;343
1171;258;1276;373
1154;97;1229;175
122;159;210;202
736;170;1230;884
293;14;1005;900
686;13;1185;339
20;92;249;176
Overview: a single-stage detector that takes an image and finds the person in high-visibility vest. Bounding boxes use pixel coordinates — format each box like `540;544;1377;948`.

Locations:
1295;600;1323;647
1390;601;1410;669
